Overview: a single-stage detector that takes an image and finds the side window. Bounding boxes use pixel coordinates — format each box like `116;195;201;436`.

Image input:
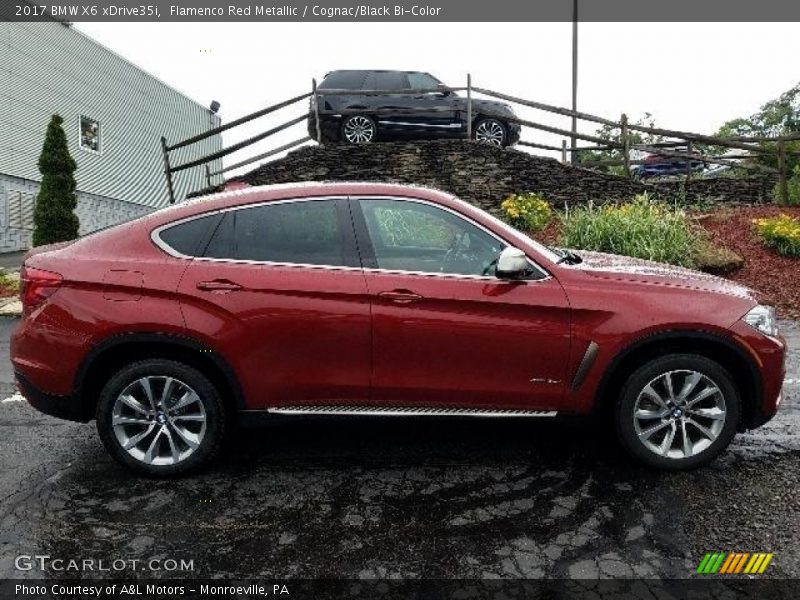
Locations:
360;199;506;277
158;213;221;257
374;72;409;91
407;72;440;90
204;199;349;266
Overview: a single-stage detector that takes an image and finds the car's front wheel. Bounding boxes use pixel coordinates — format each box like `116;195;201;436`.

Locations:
616;354;740;470
96;359;226;477
473;118;507;146
342;114;376;144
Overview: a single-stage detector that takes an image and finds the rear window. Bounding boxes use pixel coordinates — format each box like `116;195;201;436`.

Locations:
319;71;369;90
157;213;220;257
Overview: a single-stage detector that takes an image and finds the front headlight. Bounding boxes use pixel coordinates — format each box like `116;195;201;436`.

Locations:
743;305;778;337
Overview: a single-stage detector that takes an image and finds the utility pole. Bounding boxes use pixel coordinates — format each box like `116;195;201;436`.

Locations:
570;0;578;164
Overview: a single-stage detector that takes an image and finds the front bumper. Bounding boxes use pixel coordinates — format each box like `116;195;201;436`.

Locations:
728;319;787;430
15;371;88;423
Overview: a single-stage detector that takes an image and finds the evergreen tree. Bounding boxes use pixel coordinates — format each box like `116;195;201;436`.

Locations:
33;114;80;246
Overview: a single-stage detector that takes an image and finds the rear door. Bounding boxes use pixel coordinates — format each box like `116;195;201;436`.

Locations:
351;196;572;411
174;198;372;409
369;72;457;132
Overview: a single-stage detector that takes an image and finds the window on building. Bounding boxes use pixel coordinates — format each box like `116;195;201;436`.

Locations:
79;116;101;152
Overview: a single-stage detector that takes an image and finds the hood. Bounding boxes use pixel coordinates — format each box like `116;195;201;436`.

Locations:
569;250;760;302
472;98;514;115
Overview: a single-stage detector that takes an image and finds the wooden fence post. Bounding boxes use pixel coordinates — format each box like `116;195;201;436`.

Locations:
686;141;693;183
466;73;473;141
312;78;323;145
160;136;176;204
620;113;630;177
777;139;789;204
561;139;568;164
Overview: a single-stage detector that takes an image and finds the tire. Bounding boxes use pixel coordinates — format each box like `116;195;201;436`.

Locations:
96;359;226;477
473;118;507;146
341;114;376;144
615;354;740;470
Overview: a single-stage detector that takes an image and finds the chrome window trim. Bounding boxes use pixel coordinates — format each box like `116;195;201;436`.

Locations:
377;121;462;129
150;194;551;282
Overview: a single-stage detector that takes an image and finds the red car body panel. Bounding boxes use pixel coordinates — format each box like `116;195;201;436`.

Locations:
10;182;786;429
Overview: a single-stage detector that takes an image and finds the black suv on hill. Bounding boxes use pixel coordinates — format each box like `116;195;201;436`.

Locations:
308;70;521;147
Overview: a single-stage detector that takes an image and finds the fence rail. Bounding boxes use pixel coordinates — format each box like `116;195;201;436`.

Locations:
161;75;795;204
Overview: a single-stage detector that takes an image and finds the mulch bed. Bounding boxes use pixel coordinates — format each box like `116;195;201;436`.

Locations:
699;205;800;320
529;204;800;320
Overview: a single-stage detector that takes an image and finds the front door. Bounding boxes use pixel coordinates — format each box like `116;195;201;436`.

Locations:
351;197;571;411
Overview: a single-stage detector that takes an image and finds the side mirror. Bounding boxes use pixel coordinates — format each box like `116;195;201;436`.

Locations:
496;247;529;280
436;83;452;97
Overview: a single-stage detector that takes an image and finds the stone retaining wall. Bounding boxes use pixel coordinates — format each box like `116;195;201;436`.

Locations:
217;140;776;211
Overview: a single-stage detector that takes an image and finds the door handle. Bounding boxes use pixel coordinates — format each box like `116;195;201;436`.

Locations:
196;279;243;292
378;290;423;304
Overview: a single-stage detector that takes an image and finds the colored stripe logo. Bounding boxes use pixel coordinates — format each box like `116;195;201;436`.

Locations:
697;552;773;574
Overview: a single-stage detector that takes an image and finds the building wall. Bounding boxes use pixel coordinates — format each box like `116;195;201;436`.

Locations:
0;21;223;251
0;174;153;252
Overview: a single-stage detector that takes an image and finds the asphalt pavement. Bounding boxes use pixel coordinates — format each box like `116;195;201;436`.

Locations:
0;317;797;580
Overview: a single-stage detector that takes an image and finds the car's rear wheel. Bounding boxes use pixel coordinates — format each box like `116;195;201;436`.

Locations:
473;118;507;146
615;354;740;470
96;359;226;477
342;114;376;144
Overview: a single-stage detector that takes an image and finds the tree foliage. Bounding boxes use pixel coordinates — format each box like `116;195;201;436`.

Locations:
33;115;80;246
713;82;800;173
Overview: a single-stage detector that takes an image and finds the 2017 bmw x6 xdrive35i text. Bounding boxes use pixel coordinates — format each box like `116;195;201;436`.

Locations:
11;182;786;476
308;70;521;146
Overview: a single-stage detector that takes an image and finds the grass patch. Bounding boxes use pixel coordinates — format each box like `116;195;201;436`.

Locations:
559;194;702;268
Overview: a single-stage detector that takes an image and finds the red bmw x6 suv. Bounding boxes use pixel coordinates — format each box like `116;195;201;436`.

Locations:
11;182;786;475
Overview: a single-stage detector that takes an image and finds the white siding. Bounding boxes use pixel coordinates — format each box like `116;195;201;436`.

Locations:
0;21;223;208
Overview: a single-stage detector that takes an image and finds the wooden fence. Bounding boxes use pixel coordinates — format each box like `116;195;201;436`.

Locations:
161;75;796;203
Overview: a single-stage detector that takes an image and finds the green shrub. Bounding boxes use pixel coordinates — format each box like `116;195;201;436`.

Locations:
753;214;800;257
33;114;79;247
773;164;800;206
559;194;701;267
500;193;552;232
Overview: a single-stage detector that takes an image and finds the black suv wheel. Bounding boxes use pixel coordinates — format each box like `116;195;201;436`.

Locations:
342;115;376;144
473;118;507;146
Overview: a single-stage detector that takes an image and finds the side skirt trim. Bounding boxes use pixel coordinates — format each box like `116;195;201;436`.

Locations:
263;405;557;418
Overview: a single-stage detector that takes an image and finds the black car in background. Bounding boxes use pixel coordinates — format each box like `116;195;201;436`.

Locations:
308;70;521;146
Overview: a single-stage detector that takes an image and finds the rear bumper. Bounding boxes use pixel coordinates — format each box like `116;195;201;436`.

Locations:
15;371;88;423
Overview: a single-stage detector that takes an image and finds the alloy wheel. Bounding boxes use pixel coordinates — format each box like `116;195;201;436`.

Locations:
343;116;375;143
474;120;505;146
632;369;726;460
111;376;207;466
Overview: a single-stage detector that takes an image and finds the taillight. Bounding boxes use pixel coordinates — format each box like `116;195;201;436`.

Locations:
20;266;62;315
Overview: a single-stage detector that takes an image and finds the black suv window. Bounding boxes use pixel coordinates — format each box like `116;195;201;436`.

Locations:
319;71;368;90
204;200;349;266
406;72;440;90
367;72;410;91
